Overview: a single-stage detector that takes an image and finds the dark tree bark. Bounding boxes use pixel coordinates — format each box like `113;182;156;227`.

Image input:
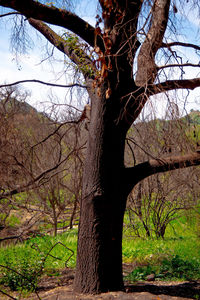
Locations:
74;83;129;292
0;0;200;294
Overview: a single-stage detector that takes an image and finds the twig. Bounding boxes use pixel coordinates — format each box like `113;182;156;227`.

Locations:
0;80;87;89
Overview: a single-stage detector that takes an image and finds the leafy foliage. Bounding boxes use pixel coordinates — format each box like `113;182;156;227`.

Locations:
0;248;43;291
0;230;77;291
126;255;200;282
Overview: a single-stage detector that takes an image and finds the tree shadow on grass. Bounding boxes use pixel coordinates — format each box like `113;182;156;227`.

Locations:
126;281;200;299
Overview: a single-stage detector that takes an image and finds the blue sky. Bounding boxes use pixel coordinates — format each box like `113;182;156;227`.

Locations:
0;1;199;117
0;2;97;113
0;16;70;111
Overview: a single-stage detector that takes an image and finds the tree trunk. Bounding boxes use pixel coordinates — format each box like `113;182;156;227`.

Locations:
69;197;78;229
74;88;129;293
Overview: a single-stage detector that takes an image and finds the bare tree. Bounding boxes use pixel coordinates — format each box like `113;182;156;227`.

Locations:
28;126;84;237
0;0;200;294
0;86;84;240
125;109;200;238
127;169;200;239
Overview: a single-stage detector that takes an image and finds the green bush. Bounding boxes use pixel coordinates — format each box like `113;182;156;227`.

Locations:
126;265;155;281
159;255;200;280
6;215;21;227
126;255;200;282
0;249;44;291
0;230;77;292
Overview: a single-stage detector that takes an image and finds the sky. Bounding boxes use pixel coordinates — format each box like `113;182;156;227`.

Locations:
0;1;199;119
0;17;72;112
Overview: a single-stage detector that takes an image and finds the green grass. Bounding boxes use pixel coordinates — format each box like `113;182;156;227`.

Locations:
123;214;200;282
0;229;78;270
0;229;78;291
0;214;200;292
122;213;200;281
122;235;200;263
122;213;200;264
125;254;200;282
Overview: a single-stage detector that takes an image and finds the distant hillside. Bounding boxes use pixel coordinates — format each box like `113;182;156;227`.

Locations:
0;98;37;115
184;110;200;125
134;110;200;131
127;110;200;163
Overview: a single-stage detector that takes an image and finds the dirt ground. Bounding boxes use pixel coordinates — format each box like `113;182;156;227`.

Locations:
35;282;200;300
1;268;200;300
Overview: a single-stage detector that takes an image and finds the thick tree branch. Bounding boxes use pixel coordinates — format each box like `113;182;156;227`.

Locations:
125;151;200;193
148;77;200;95
0;0;101;48
135;0;170;86
28;18;96;79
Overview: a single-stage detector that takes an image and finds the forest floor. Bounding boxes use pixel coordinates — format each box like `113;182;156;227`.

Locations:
1;226;200;299
1;268;200;300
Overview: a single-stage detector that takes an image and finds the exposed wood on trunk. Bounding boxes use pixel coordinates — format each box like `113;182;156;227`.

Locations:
136;0;170;86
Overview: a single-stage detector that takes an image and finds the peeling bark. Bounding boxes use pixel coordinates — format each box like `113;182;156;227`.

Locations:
136;0;171;86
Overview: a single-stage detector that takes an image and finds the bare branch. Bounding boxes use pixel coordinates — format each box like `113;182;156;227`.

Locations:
0;79;87;89
158;62;200;70
28;18;96;78
161;41;200;52
148;77;200;95
0;0;99;48
0;12;21;18
31;121;78;150
0;289;17;300
0;143;86;200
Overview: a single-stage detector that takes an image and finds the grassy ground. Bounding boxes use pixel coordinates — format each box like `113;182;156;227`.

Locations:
123;214;199;262
123;214;200;281
0;214;200;292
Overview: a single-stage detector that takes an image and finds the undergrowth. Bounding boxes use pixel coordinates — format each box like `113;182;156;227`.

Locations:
0;229;77;292
0;216;200;293
123;214;200;281
125;254;200;282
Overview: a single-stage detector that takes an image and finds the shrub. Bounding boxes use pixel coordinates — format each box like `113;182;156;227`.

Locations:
159;255;200;280
125;255;200;282
0;248;44;291
126;265;155;281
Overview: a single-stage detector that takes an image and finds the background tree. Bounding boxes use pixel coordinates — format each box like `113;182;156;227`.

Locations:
125;108;200;239
0;86;84;240
0;0;200;294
